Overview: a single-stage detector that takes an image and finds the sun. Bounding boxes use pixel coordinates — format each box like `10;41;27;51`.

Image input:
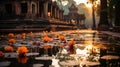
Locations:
73;0;88;5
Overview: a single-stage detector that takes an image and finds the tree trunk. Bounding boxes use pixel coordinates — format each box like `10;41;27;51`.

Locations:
115;0;120;26
112;0;120;32
108;0;114;27
98;0;109;30
92;0;96;30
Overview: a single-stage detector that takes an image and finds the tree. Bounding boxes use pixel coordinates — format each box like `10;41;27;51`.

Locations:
88;0;97;30
108;0;114;27
98;0;109;30
114;0;120;26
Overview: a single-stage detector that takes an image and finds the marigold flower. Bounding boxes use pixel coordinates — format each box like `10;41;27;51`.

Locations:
9;39;16;44
55;33;60;37
22;33;26;39
22;33;26;36
58;35;65;41
42;36;51;42
30;32;34;37
8;33;14;38
17;46;29;54
68;40;75;46
4;46;14;52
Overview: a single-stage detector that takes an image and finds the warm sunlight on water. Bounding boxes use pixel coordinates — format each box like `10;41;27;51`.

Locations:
0;30;120;67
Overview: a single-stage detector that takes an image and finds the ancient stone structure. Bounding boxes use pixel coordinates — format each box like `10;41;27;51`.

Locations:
0;0;77;34
63;4;86;29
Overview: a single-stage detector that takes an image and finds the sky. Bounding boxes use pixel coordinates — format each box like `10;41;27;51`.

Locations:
55;0;99;28
57;0;88;15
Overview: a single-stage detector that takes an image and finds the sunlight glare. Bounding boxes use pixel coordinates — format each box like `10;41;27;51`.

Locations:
85;45;93;50
85;3;92;8
76;48;87;55
74;0;88;5
52;0;56;2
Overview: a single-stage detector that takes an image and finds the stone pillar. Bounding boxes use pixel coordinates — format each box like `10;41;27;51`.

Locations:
51;5;53;18
44;1;48;18
39;1;44;18
57;9;59;19
14;2;20;15
37;1;39;16
27;1;32;18
56;8;59;19
61;11;64;20
52;6;55;18
59;11;61;20
54;7;57;19
50;5;53;18
69;20;71;24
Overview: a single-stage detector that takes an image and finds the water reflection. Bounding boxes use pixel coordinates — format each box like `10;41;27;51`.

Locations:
0;30;120;67
8;57;33;67
17;56;29;64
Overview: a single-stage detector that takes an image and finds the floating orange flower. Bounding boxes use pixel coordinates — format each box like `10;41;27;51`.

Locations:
42;36;51;42
8;33;14;38
68;40;75;46
55;33;60;37
30;32;33;37
17;46;29;54
4;46;14;52
58;35;65;41
22;33;26;39
43;31;48;35
0;51;4;58
43;45;51;49
22;33;26;36
9;39;16;44
17;56;29;64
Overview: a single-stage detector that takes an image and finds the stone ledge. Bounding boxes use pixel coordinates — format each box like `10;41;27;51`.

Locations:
112;26;120;33
97;25;109;31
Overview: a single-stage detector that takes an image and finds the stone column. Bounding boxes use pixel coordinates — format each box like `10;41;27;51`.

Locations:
44;1;48;18
61;11;64;20
39;2;44;18
59;11;61;20
27;1;32;18
50;5;52;18
60;10;63;20
56;8;58;19
54;7;57;19
69;20;71;24
57;9;59;19
14;2;20;15
52;6;55;18
37;1;39;16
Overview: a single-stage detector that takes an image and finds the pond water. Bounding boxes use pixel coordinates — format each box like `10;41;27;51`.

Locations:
0;30;120;67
